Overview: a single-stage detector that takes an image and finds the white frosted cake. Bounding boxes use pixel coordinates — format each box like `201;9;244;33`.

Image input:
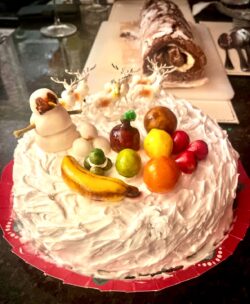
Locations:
12;75;239;279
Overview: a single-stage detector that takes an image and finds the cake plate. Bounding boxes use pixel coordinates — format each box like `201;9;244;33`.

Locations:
0;161;249;292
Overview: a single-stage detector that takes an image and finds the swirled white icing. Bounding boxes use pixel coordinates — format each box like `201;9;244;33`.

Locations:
140;1;191;61
12;92;239;279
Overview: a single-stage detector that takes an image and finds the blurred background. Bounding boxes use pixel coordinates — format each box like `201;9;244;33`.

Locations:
0;0;89;27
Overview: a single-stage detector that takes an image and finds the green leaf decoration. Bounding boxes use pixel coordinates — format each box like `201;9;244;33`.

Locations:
122;110;136;121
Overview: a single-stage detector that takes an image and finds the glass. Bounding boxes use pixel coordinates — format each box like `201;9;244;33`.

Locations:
86;0;108;13
40;0;77;38
221;0;249;7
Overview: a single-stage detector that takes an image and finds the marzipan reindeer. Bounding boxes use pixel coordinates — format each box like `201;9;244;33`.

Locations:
51;65;95;109
90;64;138;110
127;58;176;102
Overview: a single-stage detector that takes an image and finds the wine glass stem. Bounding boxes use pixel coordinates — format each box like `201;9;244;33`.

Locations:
53;0;61;25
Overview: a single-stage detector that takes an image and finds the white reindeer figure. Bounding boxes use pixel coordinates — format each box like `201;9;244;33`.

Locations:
110;64;139;99
84;64;138;121
128;58;176;103
51;65;95;109
91;64;137;108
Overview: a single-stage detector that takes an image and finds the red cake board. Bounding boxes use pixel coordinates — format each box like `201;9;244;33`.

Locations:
0;160;249;292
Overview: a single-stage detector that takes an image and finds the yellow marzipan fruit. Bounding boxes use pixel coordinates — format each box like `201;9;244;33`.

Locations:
61;155;140;202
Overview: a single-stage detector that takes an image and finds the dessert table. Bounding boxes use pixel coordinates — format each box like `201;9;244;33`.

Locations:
0;1;249;303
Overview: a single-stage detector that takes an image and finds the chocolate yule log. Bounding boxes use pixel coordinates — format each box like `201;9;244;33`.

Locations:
140;0;207;87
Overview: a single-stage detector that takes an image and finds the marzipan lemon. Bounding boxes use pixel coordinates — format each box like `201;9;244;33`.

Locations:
144;128;173;158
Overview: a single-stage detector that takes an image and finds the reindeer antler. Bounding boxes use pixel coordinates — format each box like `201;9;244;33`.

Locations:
146;57;176;75
65;65;96;81
111;63;119;71
111;63;139;84
65;69;82;79
50;76;67;85
51;74;84;91
82;64;96;79
112;63;139;75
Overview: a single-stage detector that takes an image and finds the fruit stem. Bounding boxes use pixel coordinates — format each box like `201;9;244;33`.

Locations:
125;185;140;198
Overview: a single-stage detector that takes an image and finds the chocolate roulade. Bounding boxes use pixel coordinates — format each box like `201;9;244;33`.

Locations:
140;0;207;87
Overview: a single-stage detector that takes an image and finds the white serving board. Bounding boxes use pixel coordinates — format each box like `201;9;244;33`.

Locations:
85;21;234;101
109;0;147;22
109;0;195;23
189;99;238;124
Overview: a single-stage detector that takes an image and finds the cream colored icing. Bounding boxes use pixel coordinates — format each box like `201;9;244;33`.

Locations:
12;92;239;280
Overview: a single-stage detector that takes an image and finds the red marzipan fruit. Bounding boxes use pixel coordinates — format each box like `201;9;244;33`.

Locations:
187;140;208;160
175;150;197;174
172;130;190;154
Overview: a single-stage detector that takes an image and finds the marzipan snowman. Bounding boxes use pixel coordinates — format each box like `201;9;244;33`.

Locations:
29;88;80;153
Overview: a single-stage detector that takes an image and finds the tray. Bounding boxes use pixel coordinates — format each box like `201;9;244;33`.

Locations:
0;161;249;292
85;21;234;101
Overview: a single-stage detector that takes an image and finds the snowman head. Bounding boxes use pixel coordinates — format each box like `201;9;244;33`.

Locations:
29;88;58;115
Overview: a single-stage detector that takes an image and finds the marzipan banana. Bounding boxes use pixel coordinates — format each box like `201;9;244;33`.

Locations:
61;155;140;202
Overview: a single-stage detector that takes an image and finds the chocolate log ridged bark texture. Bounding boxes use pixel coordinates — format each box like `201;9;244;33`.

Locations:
140;0;207;85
